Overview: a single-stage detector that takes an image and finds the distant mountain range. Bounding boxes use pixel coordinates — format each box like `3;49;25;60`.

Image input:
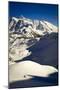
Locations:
9;16;58;38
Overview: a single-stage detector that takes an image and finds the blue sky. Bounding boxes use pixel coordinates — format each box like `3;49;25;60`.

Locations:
9;2;58;26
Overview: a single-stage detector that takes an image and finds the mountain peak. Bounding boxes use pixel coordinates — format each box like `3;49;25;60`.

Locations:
9;17;58;38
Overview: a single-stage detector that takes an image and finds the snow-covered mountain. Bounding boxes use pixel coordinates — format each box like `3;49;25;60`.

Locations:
9;17;58;37
9;17;58;84
9;16;58;62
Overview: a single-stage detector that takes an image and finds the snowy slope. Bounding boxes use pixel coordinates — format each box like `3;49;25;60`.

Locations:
9;60;58;83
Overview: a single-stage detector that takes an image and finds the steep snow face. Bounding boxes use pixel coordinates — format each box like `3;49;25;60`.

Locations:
9;60;58;83
40;21;58;34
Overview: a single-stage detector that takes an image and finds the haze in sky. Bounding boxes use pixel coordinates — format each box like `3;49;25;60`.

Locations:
9;1;58;26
